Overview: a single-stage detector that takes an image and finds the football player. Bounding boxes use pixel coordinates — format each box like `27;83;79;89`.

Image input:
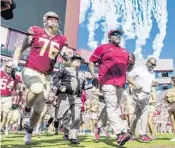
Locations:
0;60;21;136
11;11;68;144
5;83;26;135
5;91;20;135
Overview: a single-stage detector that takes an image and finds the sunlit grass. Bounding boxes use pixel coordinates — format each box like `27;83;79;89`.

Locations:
1;132;175;148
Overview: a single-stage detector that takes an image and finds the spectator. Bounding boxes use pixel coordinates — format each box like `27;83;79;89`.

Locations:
166;76;175;141
148;87;157;139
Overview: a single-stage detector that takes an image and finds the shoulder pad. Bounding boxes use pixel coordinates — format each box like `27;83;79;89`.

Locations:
27;26;43;35
59;35;67;43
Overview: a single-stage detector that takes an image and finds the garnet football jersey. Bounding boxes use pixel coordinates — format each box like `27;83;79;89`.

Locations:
25;26;67;74
0;68;18;96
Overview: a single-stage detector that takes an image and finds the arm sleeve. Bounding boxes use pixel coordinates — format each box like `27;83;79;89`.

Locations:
89;46;103;63
52;69;65;88
27;26;37;36
128;67;139;79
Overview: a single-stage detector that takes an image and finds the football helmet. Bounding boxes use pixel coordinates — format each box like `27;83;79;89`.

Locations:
43;11;60;32
4;60;12;75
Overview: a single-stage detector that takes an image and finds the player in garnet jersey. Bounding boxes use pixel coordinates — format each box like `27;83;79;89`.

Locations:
0;60;21;135
11;11;69;145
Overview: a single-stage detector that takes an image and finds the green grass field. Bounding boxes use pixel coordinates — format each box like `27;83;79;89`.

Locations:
1;133;175;148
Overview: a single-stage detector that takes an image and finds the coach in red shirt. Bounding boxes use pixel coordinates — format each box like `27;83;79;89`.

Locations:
89;29;135;147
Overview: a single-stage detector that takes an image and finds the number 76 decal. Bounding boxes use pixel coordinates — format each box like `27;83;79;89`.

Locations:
39;37;60;59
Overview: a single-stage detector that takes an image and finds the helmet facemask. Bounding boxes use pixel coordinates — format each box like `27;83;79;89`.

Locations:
43;12;60;34
4;61;12;75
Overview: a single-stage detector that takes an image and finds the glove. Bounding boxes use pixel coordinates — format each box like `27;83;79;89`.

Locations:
11;68;17;79
92;77;99;88
59;86;66;93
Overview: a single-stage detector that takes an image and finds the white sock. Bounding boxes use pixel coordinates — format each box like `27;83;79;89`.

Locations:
36;124;41;133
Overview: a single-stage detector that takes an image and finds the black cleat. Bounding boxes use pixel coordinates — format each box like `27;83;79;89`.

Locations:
70;139;80;144
63;135;69;141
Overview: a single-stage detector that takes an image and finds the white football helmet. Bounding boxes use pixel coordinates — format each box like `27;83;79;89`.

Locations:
4;60;12;75
43;11;60;31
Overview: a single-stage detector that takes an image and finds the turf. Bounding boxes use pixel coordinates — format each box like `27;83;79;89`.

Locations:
1;133;175;148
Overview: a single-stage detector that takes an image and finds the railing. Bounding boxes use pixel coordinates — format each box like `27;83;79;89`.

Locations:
0;47;62;69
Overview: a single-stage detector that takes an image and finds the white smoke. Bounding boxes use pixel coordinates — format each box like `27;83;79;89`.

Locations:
151;0;168;59
79;0;90;24
79;0;168;58
133;0;154;59
87;0;106;49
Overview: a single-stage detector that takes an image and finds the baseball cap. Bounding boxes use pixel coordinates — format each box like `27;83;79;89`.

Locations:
71;54;82;61
108;29;123;38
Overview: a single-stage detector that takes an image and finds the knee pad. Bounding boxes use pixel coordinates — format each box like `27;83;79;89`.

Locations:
30;83;44;94
48;118;54;124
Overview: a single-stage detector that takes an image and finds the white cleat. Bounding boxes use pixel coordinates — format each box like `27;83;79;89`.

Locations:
34;131;41;137
5;130;8;136
23;118;32;144
45;127;48;134
24;132;32;145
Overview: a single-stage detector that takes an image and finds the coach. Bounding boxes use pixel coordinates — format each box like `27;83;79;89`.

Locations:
88;29;135;147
